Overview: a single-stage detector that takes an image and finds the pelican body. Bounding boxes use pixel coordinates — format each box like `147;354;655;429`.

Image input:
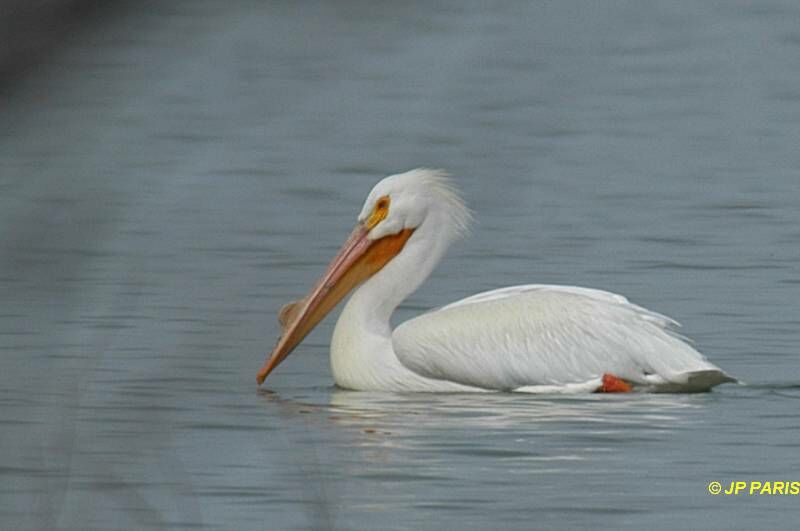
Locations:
257;169;735;393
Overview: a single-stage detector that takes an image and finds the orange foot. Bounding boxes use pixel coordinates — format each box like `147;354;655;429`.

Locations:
598;373;633;393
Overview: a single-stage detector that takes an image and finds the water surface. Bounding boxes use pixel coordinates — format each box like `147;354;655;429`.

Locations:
2;1;799;529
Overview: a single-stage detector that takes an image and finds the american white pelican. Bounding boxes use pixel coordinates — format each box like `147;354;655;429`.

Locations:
257;169;735;393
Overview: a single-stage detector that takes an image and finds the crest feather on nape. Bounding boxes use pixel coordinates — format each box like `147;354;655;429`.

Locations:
408;168;473;238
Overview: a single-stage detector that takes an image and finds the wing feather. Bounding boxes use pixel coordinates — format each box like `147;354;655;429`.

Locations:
392;285;734;391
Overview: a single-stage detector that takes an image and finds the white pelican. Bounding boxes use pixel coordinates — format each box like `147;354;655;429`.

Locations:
257;169;735;393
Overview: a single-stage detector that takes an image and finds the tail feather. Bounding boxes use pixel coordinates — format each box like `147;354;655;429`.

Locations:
649;369;738;393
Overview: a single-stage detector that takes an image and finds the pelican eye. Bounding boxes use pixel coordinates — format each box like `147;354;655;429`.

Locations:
366;195;390;229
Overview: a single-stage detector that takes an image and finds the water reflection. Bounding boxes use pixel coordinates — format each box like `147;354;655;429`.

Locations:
263;387;702;456
256;387;716;529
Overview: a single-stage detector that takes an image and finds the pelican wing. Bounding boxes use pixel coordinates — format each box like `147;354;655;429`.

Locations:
392;285;735;392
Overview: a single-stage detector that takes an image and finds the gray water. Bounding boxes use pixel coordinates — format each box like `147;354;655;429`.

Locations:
2;1;800;529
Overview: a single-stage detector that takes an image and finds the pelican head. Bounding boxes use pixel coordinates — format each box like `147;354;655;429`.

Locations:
256;168;470;384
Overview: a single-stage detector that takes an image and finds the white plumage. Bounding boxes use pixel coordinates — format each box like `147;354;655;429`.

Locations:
394;285;733;392
258;169;736;393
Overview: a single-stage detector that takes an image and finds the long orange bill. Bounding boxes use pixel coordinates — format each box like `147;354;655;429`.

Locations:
256;224;414;385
